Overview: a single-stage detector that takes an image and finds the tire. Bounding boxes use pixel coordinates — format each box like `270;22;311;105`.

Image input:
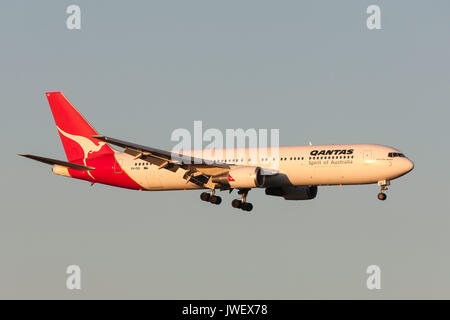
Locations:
377;193;387;201
232;199;242;208
210;195;222;205
242;202;253;212
200;192;210;202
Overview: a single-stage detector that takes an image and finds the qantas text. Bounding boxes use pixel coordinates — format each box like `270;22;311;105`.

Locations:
310;149;354;156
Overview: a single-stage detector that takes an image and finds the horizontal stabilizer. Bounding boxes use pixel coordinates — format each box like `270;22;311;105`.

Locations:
18;154;95;171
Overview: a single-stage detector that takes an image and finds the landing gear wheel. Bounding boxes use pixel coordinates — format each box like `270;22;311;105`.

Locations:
232;199;242;208
377;193;387;201
210;195;222;205
200;192;210;202
232;189;254;212
241;202;253;212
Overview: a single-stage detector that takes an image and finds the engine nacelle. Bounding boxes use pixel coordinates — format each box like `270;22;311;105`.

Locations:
265;186;318;200
212;166;265;188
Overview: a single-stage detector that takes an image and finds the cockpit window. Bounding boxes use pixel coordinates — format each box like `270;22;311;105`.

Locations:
388;152;406;158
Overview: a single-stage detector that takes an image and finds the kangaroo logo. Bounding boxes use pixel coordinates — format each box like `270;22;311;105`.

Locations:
57;126;106;179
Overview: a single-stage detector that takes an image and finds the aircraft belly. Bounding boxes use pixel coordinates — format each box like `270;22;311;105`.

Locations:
285;162;381;186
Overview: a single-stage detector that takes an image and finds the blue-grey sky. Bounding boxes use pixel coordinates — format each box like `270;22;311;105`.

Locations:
1;0;450;298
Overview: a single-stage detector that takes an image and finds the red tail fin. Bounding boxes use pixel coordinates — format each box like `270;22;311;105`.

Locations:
46;92;114;163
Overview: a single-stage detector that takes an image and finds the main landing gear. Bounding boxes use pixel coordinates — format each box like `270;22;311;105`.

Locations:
200;188;253;211
377;180;390;201
231;189;253;212
200;190;222;205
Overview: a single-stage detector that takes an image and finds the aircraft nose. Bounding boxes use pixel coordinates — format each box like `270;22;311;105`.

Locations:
404;158;414;173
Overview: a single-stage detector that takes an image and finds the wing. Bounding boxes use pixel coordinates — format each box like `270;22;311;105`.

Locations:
92;135;231;187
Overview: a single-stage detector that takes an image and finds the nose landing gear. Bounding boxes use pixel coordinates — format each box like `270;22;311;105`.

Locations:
231;189;253;212
377;180;390;201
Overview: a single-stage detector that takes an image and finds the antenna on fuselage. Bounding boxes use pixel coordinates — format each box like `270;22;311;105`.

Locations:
309;141;312;146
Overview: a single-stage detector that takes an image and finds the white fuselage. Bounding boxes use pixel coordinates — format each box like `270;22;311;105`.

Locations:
115;144;414;191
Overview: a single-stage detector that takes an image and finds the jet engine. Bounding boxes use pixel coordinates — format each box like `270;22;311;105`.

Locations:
265;186;318;200
212;166;265;188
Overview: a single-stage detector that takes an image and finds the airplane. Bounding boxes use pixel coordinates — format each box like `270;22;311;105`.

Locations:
19;92;414;212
